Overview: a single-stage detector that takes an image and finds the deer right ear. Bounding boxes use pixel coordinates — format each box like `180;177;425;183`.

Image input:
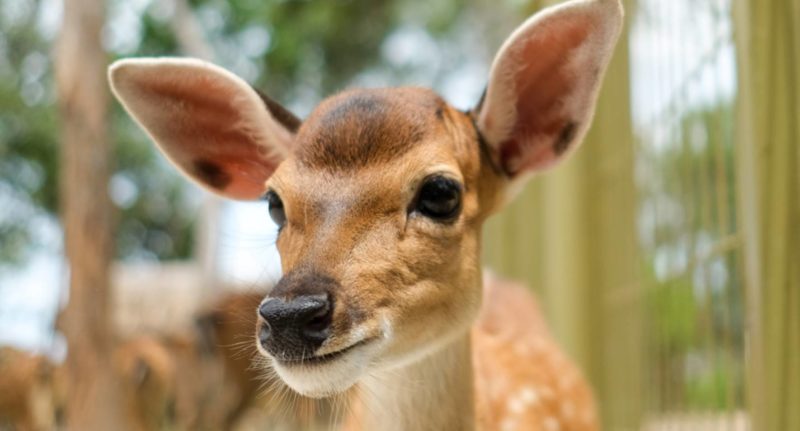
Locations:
109;58;299;200
475;0;623;179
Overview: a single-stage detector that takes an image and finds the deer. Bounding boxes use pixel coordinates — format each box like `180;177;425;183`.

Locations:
113;335;179;431
194;290;329;429
108;0;623;429
0;347;57;431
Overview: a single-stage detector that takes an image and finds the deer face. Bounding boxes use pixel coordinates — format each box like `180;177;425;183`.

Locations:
110;0;622;399
255;88;499;395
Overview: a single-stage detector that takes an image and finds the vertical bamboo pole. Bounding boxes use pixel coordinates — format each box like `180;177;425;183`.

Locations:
482;1;641;428
582;13;641;427
734;0;800;429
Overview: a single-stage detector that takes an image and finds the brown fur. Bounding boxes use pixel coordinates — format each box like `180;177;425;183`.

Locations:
0;347;56;431
108;1;623;429
268;87;501;347
295;88;443;171
196;292;265;427
114;336;178;431
112;331;234;431
473;275;598;431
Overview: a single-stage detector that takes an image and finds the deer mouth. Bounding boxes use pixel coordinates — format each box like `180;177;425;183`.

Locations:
275;337;376;367
267;335;383;398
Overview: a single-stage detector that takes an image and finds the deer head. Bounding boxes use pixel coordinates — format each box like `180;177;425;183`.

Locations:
110;0;622;400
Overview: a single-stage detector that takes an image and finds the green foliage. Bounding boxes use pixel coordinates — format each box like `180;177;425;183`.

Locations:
191;0;402;103
639;100;745;412
684;357;737;410
647;276;698;353
135;12;181;56
0;1;60;266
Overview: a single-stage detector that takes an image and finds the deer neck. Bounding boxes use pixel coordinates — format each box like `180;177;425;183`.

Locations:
354;333;475;431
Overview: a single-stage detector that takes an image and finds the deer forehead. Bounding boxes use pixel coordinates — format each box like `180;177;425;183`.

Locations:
291;87;463;171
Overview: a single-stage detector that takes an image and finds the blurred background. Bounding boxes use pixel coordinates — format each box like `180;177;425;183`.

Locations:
0;0;797;430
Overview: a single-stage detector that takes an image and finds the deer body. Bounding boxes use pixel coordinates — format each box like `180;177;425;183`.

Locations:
472;276;598;431
109;1;623;429
0;347;56;431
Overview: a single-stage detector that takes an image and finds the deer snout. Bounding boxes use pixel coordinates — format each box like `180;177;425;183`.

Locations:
258;294;333;361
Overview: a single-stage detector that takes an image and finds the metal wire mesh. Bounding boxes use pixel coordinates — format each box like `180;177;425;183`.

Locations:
630;0;747;429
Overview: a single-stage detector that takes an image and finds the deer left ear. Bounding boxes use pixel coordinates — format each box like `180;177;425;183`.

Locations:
475;0;623;177
109;58;299;201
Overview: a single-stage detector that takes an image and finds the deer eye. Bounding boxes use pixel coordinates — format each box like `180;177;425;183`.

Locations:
265;190;286;228
415;176;462;222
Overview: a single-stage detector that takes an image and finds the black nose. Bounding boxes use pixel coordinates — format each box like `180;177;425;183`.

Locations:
258;294;333;360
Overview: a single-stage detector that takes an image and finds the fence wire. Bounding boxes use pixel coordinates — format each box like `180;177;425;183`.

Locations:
630;0;747;429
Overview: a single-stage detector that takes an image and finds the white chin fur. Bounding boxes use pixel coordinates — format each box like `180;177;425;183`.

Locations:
271;345;374;398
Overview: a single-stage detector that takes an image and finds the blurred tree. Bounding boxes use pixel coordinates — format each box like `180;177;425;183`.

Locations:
55;0;126;427
0;0;197;267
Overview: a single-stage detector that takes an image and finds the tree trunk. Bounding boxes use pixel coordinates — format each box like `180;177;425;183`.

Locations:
55;0;124;428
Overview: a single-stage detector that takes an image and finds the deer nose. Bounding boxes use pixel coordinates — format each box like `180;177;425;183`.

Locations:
258;294;333;360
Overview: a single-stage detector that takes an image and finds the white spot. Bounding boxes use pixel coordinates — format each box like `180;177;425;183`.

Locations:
380;313;393;340
514;343;531;355
509;386;541;415
508;396;526;414
580;407;596;424
561;401;576;419
520;386;540;405
558;373;576;390
543;417;561;431
501;418;517;431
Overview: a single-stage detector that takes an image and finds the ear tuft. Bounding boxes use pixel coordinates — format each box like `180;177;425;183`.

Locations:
109;57;297;200
475;0;624;177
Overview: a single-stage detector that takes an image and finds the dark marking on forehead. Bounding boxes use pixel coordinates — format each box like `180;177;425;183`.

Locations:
193;159;231;189
554;121;578;155
295;88;445;170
